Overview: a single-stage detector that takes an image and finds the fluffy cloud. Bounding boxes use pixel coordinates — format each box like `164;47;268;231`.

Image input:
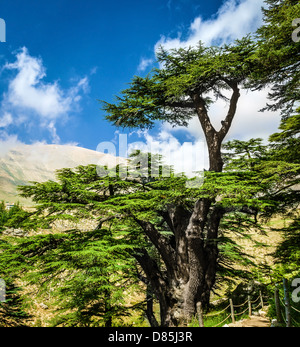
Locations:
4;48;71;119
0;47;88;143
0;132;24;157
0;112;13;128
127;129;208;177
155;0;264;50
137;58;154;73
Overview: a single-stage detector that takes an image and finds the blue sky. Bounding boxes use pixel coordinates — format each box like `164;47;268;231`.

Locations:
0;0;281;170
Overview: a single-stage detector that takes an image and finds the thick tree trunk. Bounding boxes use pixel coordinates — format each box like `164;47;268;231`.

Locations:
208;136;223;172
135;151;228;326
135;201;224;326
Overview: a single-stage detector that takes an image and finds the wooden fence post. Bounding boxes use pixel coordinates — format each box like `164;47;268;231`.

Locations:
248;295;252;316
259;290;264;309
196;301;204;327
283;278;292;327
229;299;235;324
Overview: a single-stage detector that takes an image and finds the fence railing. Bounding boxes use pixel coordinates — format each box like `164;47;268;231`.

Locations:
197;291;265;327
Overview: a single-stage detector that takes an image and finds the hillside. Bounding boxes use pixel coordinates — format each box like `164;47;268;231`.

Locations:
0;144;125;204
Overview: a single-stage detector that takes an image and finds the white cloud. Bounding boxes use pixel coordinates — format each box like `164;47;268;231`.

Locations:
1;47;89;142
155;0;264;50
0;132;24;157
0;112;13;128
47;121;61;144
128;129;208;176
137;58;154;72
4;47;71;119
69;76;90;101
224;89;281;141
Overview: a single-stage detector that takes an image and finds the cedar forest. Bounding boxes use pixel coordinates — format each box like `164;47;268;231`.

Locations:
0;0;299;327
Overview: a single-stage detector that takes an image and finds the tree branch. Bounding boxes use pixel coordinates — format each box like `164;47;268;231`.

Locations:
165;100;195;109
94;216;117;230
218;80;240;141
133;248;167;295
192;93;218;144
134;218;177;279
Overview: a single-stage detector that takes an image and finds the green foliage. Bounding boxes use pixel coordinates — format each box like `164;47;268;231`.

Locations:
1;143;298;325
1;1;299;326
252;0;300;116
1;130;297;326
0;202;32;326
0;277;29;327
0;202;7;232
100;37;256;130
20;152;294;279
269;109;300;164
272;218;300;280
1;227;141;327
0;201;41;233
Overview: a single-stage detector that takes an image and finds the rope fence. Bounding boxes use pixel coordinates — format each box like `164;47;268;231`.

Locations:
197;291;265;327
196;278;300;327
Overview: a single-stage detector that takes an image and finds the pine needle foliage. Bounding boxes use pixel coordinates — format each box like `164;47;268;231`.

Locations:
5;145;297;319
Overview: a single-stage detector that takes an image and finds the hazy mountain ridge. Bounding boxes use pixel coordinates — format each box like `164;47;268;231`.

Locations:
0;144;124;204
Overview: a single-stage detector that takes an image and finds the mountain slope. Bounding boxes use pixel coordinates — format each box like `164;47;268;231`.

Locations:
0;144;125;204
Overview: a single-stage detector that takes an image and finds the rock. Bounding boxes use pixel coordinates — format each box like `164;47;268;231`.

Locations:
3;228;28;237
258;309;267;316
39;303;49;310
3;228;14;235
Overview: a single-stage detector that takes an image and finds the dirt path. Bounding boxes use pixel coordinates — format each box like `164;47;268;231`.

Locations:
226;315;271;327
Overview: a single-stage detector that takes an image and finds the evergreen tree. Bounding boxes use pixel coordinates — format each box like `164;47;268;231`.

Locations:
253;0;300;284
16;146;300;326
1;1;299;327
0;277;29;327
0;167;144;327
2;229;140;327
252;0;300;116
100;38;261;324
99;23;300;323
2;143;298;326
267;111;300;283
0;202;32;326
